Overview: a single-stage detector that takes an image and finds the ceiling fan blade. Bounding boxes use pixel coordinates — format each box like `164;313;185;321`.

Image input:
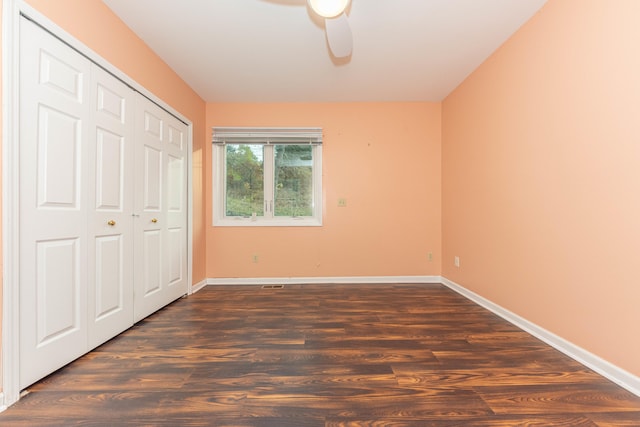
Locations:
325;13;352;58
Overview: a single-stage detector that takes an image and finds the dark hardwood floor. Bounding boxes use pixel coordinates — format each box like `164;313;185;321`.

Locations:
1;284;639;426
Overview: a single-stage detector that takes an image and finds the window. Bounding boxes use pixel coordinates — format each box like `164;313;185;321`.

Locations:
212;127;323;226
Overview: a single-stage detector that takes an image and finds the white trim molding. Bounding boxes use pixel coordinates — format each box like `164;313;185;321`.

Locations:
2;0;21;409
206;276;442;286
441;277;640;398
191;279;208;294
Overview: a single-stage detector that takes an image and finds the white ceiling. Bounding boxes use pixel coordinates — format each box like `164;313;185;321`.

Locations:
102;0;547;103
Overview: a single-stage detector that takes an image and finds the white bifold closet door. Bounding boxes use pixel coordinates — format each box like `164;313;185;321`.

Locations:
19;17;93;388
18;18;188;389
133;94;188;322
87;66;136;349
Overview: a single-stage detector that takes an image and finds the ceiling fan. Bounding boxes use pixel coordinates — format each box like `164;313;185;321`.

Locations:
307;0;353;58
265;0;353;58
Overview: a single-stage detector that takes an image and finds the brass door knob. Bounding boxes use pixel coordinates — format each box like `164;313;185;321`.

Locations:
107;220;116;226
151;218;158;223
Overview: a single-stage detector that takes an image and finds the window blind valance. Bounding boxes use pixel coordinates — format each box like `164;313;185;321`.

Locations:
212;127;323;145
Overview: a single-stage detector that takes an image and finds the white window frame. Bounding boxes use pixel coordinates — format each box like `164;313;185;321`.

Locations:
212;127;323;227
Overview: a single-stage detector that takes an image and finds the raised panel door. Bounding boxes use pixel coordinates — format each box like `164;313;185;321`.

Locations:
87;66;135;348
133;95;187;322
19;18;91;388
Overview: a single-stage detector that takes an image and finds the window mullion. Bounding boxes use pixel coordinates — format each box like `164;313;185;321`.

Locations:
263;145;275;218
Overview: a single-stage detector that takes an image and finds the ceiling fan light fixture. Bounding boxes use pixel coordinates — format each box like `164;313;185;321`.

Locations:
308;0;351;18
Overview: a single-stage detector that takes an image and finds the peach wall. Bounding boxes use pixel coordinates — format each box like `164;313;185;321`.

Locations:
22;0;207;283
206;103;442;279
442;0;640;376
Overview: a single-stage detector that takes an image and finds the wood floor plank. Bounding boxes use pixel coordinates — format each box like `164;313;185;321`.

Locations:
1;284;638;426
587;412;640;426
393;366;608;388
477;383;640;414
325;415;599;426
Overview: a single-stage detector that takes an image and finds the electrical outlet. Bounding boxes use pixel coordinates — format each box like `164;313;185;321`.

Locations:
252;255;259;263
428;252;433;262
454;256;460;268
338;198;347;207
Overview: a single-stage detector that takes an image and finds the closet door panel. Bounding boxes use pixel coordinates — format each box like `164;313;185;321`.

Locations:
168;227;184;285
95;129;124;207
133;95;188;321
143;145;163;210
35;239;82;341
93;235;124;315
164;117;188;300
142;229;163;295
37;107;82;206
19;18;91;388
87;66;135;348
134;96;168;321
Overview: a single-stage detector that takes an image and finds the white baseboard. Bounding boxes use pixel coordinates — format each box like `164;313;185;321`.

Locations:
441;277;640;397
206;275;441;286
190;279;207;294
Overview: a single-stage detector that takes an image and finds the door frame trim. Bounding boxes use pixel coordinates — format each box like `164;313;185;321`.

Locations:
2;0;194;408
2;0;21;410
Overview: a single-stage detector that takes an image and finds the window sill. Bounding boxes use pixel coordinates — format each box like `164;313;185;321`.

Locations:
213;217;322;227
